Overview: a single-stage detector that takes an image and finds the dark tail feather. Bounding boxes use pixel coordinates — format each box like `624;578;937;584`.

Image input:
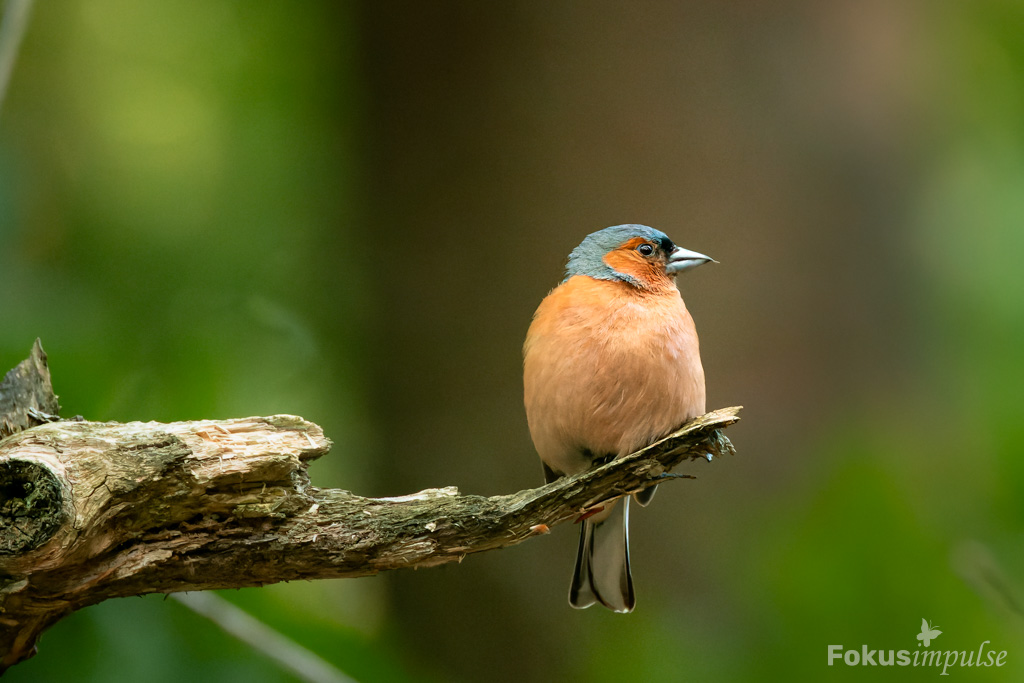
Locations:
569;520;598;609
634;482;658;507
568;498;635;613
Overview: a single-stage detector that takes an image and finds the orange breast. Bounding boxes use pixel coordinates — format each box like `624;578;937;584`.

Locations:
523;275;705;477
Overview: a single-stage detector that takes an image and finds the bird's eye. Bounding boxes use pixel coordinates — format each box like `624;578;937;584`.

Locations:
637;243;654;256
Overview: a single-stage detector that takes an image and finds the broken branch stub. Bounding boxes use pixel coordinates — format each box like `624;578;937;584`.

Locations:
0;342;741;672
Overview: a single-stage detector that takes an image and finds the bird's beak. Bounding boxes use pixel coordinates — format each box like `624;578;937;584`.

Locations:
665;246;716;274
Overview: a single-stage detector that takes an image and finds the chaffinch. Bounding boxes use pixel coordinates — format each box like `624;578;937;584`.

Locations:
523;224;713;612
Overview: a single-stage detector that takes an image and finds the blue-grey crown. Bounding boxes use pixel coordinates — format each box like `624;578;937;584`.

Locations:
563;224;674;283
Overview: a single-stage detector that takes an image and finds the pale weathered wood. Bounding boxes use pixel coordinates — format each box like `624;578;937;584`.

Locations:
0;406;739;672
0;343;741;671
0;339;60;440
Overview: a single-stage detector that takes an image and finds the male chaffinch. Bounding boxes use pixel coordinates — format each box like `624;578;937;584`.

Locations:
523;224;713;612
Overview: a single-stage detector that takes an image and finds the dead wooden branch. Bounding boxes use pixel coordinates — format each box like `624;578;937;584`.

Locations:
0;342;740;673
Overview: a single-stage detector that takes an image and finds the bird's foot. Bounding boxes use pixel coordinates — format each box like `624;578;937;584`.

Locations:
575;504;606;523
652;472;697;482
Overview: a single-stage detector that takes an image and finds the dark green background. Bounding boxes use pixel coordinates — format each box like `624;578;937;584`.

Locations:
3;1;1023;681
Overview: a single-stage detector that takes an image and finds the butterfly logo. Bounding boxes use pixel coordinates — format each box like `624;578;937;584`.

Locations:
917;618;942;647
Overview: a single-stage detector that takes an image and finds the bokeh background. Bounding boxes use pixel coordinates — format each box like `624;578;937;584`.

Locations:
3;1;1024;681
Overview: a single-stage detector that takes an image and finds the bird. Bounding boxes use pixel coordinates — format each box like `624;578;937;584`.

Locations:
523;224;713;612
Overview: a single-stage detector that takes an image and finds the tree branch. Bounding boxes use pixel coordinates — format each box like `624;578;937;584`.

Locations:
0;343;740;673
0;339;60;439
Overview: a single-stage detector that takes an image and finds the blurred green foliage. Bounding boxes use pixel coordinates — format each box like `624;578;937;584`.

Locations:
1;1;400;682
3;1;1024;682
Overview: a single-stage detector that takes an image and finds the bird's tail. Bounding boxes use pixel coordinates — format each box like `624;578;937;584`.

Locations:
569;498;635;613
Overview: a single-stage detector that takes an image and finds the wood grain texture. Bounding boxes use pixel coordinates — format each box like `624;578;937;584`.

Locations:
0;407;740;672
0;340;60;440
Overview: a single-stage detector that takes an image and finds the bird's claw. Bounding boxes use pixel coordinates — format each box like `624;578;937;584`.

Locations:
652;472;697;482
575;504;606;523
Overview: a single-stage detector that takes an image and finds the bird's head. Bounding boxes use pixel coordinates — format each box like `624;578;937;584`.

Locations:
564;224;714;290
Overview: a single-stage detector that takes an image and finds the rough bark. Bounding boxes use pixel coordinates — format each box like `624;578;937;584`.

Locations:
0;343;740;673
0;339;60;440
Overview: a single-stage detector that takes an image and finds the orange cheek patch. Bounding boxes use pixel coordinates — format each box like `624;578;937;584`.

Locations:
602;249;644;273
602;249;670;290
